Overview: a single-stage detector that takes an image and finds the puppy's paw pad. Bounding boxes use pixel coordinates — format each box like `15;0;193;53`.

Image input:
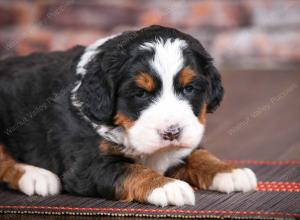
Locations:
209;168;257;193
147;180;195;207
18;165;61;196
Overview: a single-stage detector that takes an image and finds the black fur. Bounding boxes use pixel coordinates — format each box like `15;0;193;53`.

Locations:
0;25;223;199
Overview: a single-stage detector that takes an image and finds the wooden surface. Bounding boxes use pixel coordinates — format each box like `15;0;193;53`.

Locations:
206;68;300;160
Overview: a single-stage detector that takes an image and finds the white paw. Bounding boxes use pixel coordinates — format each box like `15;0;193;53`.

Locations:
209;168;257;193
18;165;61;196
147;180;195;207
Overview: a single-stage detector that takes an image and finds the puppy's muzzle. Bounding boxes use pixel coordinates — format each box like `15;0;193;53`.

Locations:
159;124;181;141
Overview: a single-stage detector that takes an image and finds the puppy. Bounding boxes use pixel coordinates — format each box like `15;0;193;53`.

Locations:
0;25;257;206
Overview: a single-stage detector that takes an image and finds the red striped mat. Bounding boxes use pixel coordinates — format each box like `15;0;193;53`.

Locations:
0;160;299;219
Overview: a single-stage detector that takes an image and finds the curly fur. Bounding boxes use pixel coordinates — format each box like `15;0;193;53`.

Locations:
0;25;224;201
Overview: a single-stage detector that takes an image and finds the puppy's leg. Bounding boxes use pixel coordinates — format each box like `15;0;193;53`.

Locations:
118;164;195;207
166;149;257;193
63;157;194;207
0;144;61;196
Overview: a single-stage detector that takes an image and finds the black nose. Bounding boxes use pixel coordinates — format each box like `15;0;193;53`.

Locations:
160;125;181;141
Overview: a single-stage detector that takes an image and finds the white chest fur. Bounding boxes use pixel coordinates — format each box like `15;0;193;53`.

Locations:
139;148;192;174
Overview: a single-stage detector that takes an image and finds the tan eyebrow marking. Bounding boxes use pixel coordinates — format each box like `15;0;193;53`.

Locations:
135;72;156;92
178;66;196;87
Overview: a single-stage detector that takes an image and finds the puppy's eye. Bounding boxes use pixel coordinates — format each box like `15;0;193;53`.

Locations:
135;90;148;99
183;85;194;94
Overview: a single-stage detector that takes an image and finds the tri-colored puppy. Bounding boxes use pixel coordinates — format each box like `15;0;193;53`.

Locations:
0;25;256;206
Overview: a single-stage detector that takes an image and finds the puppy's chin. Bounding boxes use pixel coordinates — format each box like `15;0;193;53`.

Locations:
149;144;191;155
121;143;194;161
123;134;203;157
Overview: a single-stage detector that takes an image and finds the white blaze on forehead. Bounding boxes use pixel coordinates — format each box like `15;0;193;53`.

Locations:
141;38;187;93
125;38;204;162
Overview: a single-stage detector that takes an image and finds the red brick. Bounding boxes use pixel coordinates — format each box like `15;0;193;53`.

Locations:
139;9;167;26
15;28;53;56
189;1;249;28
244;0;300;27
1;0;300;68
38;1;141;31
0;2;38;27
0;3;17;26
140;0;249;29
211;30;300;66
50;30;105;51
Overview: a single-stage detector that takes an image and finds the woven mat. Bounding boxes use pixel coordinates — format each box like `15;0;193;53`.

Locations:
0;160;299;219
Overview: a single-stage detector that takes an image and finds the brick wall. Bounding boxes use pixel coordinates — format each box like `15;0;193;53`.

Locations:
0;0;299;68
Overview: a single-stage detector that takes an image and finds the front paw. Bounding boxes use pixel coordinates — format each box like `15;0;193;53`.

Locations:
147;180;195;207
209;168;257;193
120;165;195;207
18;165;61;196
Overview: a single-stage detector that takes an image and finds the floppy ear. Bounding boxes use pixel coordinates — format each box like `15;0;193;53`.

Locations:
75;54;116;125
188;38;224;113
204;64;224;113
73;32;133;126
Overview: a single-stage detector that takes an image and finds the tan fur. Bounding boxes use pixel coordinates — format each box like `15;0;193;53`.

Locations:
198;103;207;124
0;144;24;189
99;140;112;153
178;66;196;87
114;112;134;129
168;149;234;189
135;72;156;92
99;139;123;156
118;164;173;202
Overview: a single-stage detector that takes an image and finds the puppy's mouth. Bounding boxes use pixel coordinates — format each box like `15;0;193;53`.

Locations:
139;137;193;155
152;144;190;154
123;140;190;158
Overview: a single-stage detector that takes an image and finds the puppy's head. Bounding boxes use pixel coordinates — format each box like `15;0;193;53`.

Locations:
72;25;223;155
